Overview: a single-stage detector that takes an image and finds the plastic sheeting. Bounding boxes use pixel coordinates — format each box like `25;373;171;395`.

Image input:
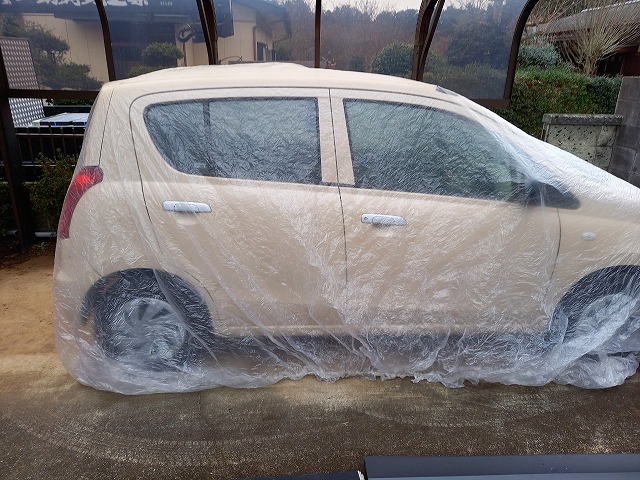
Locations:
53;65;640;394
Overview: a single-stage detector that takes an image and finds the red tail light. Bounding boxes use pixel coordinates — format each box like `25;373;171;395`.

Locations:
58;166;103;239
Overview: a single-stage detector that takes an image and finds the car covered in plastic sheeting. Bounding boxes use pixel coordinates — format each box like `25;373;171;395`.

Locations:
53;64;640;394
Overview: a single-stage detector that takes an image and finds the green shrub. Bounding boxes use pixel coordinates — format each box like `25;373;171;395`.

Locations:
0;181;15;233
141;42;183;67
49;98;94;106
371;42;413;78
425;58;505;99
127;64;165;78
517;44;563;69
494;67;622;137
587;76;622;113
28;150;77;231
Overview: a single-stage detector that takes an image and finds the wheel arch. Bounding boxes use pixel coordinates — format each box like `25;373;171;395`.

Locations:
81;267;216;343
552;264;640;338
558;265;640;305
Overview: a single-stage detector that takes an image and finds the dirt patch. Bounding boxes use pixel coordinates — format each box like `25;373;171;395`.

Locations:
0;246;55;355
0;237;56;268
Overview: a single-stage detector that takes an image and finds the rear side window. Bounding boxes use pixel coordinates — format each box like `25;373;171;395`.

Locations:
344;100;522;200
144;97;321;185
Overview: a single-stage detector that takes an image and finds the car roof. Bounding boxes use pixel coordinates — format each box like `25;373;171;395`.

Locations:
108;63;458;104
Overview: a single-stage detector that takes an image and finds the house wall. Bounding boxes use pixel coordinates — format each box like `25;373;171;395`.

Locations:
22;1;275;83
23;14;110;84
217;2;271;63
609;77;640;187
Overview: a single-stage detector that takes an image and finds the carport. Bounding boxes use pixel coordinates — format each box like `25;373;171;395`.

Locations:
0;0;538;250
2;1;640;479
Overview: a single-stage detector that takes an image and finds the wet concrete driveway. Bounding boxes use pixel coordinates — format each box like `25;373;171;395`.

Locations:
2;255;640;479
2;354;640;479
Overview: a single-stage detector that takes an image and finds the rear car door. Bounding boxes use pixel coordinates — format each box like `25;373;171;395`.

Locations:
330;89;561;335
130;88;346;337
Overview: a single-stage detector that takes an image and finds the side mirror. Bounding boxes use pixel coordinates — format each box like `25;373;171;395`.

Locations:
522;180;580;210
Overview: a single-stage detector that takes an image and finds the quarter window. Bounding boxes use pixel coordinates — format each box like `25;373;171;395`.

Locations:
145;97;321;185
343;100;522;200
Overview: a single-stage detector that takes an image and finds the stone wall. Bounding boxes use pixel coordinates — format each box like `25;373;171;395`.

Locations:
609;77;640;187
541;113;622;170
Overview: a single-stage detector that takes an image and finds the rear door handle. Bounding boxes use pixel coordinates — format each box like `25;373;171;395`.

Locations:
361;213;407;226
162;201;212;213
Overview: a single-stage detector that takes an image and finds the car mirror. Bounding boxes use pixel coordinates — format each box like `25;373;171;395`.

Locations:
520;180;580;210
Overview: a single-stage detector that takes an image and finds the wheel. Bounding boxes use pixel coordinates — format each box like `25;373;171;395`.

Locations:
553;267;640;350
86;269;212;370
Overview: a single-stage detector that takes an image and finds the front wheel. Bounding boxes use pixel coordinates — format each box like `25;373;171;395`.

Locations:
553;267;640;352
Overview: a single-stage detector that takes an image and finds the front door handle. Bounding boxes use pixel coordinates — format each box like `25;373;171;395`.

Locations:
361;213;407;226
162;201;212;213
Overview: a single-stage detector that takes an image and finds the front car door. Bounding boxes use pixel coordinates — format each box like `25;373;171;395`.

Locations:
130;88;346;337
330;89;561;337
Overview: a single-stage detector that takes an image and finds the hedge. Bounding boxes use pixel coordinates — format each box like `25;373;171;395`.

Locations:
494;66;622;137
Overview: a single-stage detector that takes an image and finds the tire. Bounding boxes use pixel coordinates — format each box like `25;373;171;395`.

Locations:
553;267;640;348
85;269;212;370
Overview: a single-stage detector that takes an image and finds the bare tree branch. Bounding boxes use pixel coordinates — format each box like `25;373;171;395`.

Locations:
549;0;640;75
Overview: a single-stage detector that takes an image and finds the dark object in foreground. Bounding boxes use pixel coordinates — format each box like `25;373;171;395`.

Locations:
234;471;360;480
365;454;640;479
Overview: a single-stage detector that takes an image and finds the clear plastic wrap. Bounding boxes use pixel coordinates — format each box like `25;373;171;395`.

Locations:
53;65;640;394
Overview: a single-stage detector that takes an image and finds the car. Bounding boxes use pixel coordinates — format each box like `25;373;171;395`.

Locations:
53;63;640;394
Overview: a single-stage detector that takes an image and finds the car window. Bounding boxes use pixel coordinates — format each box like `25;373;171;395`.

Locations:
343;99;523;200
144;97;321;185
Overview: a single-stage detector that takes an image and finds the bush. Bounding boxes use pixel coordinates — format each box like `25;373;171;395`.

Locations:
371;42;413;78
127;64;165;78
517;44;563;69
28;150;77;231
494;67;622;137
141;42;183;67
424;56;505;99
0;181;15;234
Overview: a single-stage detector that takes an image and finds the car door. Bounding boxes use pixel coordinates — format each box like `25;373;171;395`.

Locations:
330;89;561;335
130;88;346;337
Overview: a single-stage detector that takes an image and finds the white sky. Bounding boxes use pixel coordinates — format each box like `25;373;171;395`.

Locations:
322;0;423;12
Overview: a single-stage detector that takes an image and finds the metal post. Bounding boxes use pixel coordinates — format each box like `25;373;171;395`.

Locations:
0;53;33;250
412;0;445;82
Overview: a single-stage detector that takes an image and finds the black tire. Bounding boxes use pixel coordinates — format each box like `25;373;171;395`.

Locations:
552;267;640;346
84;269;213;370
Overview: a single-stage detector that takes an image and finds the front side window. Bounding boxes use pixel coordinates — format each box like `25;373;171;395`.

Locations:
344;100;522;200
145;97;321;185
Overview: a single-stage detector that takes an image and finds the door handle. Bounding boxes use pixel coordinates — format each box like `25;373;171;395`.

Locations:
361;213;407;226
162;201;212;213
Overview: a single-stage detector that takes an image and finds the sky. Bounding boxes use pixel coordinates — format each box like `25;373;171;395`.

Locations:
321;0;423;12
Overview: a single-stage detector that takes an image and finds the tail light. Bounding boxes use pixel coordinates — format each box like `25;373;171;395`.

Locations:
58;166;103;239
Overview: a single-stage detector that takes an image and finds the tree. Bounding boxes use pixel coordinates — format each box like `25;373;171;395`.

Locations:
276;0;315;62
371;42;412;77
141;42;183;67
128;42;183;78
552;0;640;75
0;16;100;90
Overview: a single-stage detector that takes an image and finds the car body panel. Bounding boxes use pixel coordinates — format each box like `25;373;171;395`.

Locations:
130;88;347;336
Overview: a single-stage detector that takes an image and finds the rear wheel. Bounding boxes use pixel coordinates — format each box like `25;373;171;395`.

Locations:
85;269;212;370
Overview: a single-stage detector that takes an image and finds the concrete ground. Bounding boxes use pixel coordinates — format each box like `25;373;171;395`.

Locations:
1;253;640;480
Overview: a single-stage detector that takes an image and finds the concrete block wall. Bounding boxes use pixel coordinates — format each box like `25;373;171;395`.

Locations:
609;77;640;187
542;113;622;170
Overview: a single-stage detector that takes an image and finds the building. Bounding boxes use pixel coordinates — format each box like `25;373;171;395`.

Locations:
0;0;291;82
